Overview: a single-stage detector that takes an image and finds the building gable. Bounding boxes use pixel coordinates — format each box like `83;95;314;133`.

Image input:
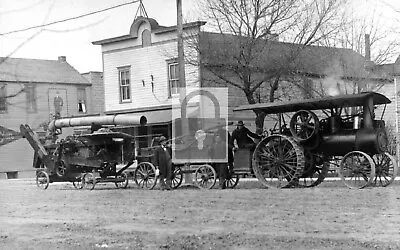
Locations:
0;57;89;85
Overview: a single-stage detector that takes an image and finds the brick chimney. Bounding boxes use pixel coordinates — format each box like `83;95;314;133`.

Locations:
365;34;371;61
58;56;66;62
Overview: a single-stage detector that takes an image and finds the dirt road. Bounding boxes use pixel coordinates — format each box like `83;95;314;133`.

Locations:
1;179;400;249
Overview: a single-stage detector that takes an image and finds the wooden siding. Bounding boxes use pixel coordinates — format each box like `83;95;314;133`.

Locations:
82;72;104;115
0;82;93;173
100;25;201;54
0;138;34;172
0;82;92;131
103;41;200;112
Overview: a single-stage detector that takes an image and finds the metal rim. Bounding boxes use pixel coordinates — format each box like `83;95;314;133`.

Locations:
83;173;96;190
289;110;319;142
297;151;329;188
252;135;305;188
115;172;129;189
224;173;239;189
372;152;398;187
55;161;67;178
36;170;50;190
72;176;83;189
171;166;183;189
339;151;376;189
134;162;157;189
194;164;217;189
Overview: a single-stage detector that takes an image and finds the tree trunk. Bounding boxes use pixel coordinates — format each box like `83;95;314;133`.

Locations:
255;111;266;135
244;89;266;135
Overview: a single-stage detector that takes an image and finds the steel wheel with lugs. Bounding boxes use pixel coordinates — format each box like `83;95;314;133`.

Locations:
252;135;305;188
372;152;398;187
339;151;375;189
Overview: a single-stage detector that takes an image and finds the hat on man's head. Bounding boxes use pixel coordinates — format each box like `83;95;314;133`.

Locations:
158;136;167;142
236;121;244;126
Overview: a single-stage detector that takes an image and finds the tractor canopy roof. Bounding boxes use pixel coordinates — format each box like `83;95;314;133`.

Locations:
234;92;391;114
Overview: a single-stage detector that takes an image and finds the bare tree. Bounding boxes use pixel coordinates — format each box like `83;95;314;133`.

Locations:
193;0;349;132
319;4;400;65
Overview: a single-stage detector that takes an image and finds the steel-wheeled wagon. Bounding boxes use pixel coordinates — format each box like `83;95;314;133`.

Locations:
133;135;227;190
233;92;398;189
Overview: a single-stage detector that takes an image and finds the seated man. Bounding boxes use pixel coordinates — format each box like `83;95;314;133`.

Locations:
229;121;260;151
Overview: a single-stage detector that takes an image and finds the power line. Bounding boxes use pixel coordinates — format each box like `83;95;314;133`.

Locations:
0;0;140;36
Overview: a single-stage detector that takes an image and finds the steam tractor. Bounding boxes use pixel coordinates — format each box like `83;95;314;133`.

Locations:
234;92;398;189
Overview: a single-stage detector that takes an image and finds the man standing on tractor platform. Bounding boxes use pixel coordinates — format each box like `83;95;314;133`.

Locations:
229;121;260;151
153;136;173;190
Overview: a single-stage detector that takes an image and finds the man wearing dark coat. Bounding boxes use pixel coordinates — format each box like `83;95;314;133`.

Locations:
153;136;173;190
229;121;260;150
209;132;229;189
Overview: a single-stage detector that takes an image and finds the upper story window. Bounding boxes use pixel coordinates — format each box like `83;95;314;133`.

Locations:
119;67;131;103
77;87;87;113
167;59;179;97
142;29;151;47
0;84;6;112
25;84;37;113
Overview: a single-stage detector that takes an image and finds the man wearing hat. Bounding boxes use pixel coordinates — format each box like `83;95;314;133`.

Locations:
153;136;173;190
229;121;260;150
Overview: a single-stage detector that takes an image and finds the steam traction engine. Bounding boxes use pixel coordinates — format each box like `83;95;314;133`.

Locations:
234;92;398;189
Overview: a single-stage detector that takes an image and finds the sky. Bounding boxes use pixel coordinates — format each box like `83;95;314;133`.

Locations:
0;0;399;73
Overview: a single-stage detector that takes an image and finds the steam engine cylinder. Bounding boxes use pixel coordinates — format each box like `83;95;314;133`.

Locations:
318;128;388;156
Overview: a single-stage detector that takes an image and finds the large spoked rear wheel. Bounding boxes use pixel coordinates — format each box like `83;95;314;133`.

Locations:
115;172;129;189
339;151;375;189
372;152;398;187
252;135;305;188
194;164;217;189
134;162;157;189
36;170;50;190
83;173;96;190
171;166;183;189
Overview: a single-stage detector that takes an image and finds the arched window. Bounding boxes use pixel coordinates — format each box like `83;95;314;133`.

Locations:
142;29;151;47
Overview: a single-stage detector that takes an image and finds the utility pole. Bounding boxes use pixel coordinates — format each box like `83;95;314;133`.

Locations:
177;0;186;93
395;77;399;162
176;0;192;184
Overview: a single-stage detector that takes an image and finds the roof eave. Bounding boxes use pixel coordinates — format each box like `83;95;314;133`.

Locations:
92;21;206;45
92;34;133;45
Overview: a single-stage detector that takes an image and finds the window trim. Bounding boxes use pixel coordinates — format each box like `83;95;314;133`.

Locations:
167;59;179;98
141;29;151;47
77;87;87;113
118;66;132;103
25;84;37;113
